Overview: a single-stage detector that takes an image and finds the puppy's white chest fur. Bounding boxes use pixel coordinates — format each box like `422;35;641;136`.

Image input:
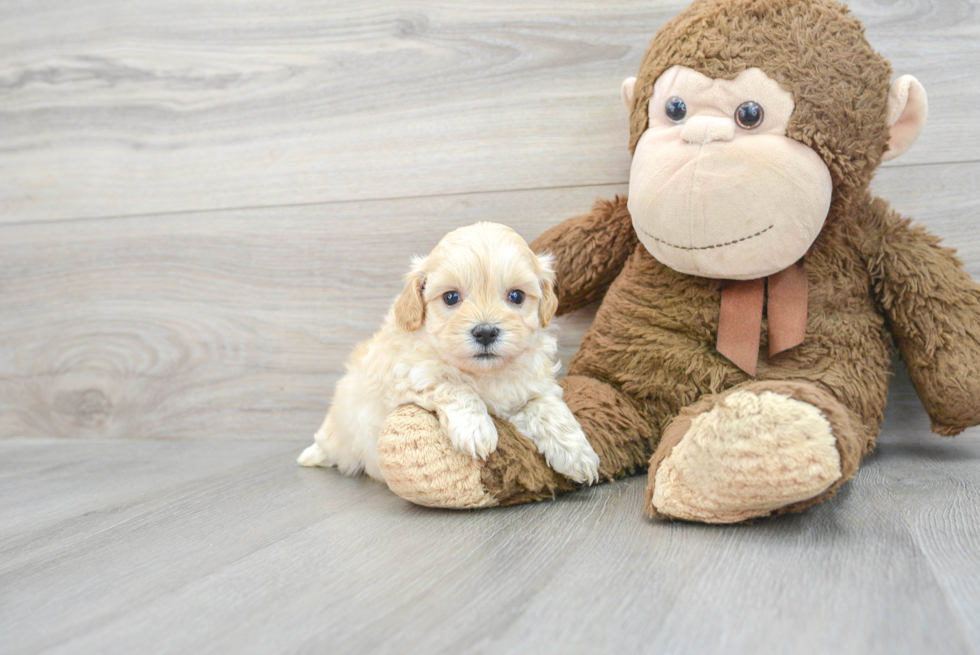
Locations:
463;333;563;419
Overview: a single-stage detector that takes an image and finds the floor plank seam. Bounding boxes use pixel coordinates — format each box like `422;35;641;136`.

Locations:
3;156;977;228
0;451;297;564
0;181;630;229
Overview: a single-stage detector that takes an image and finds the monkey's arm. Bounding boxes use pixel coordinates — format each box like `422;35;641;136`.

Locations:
530;195;638;315
855;197;980;436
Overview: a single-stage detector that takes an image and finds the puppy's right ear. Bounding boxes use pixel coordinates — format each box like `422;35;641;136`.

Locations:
394;261;426;332
536;252;559;328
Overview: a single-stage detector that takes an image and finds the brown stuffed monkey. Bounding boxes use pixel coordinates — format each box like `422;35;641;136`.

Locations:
374;0;980;523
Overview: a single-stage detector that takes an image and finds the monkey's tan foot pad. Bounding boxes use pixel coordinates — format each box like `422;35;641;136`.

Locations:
377;404;498;509
646;385;845;524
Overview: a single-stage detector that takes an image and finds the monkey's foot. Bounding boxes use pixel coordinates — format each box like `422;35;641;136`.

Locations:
376;404;575;509
646;380;863;524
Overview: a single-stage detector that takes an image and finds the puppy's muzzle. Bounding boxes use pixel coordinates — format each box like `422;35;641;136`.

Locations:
471;325;500;347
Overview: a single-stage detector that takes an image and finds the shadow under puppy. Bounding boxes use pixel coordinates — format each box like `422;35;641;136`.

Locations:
299;222;600;487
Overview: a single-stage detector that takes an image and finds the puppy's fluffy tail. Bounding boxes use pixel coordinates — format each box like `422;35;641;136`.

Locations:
297;442;329;467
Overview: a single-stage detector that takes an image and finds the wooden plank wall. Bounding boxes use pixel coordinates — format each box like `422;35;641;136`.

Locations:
2;0;978;441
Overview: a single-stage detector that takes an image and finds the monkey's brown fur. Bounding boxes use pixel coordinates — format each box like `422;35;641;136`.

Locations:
379;0;980;519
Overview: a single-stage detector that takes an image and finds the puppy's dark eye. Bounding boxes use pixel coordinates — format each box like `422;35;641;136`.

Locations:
665;96;687;123
443;291;460;306
735;101;764;129
508;290;525;305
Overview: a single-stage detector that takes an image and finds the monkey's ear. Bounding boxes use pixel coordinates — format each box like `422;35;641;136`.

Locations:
621;77;637;111
882;75;928;162
536;253;559;328
394;264;426;332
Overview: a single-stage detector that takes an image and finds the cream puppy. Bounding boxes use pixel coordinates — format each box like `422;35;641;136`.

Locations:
298;222;600;485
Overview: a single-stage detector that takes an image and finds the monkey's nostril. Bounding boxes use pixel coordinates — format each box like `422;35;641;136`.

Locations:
471;325;500;346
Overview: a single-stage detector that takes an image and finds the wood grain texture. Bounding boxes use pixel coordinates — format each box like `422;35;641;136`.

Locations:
1;0;978;222
0;183;618;441
2;162;978;442
1;423;979;655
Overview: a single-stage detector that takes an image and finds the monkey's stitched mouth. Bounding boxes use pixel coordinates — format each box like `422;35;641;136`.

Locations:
638;224;775;251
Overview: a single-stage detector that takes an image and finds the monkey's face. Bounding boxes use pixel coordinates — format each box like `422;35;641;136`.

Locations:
626;66;833;280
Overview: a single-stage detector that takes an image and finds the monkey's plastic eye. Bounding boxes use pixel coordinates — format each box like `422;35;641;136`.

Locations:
665;96;687;123
735;101;764;129
508;290;525;305
443;291;460;306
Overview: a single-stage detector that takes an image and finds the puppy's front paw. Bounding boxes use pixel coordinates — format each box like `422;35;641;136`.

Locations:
511;404;600;485
542;426;600;485
444;407;499;460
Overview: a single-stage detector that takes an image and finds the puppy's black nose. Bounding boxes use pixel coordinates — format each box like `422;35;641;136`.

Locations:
471;325;499;346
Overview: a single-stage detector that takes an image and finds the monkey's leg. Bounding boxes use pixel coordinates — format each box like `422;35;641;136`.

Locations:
646;380;866;524
375;404;502;509
376;375;656;508
559;375;656;481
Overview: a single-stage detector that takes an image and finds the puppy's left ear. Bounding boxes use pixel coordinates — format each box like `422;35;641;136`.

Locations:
536;253;559;328
394;259;426;332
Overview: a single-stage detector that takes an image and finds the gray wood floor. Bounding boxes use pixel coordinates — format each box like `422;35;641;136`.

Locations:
2;1;980;653
2;372;980;654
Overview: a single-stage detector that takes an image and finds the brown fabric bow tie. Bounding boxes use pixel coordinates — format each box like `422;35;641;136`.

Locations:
716;260;808;376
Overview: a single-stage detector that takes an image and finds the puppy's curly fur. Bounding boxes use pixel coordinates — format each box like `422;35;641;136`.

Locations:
298;222;600;484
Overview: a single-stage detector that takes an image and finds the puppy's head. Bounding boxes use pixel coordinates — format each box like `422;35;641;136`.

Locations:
394;222;558;374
